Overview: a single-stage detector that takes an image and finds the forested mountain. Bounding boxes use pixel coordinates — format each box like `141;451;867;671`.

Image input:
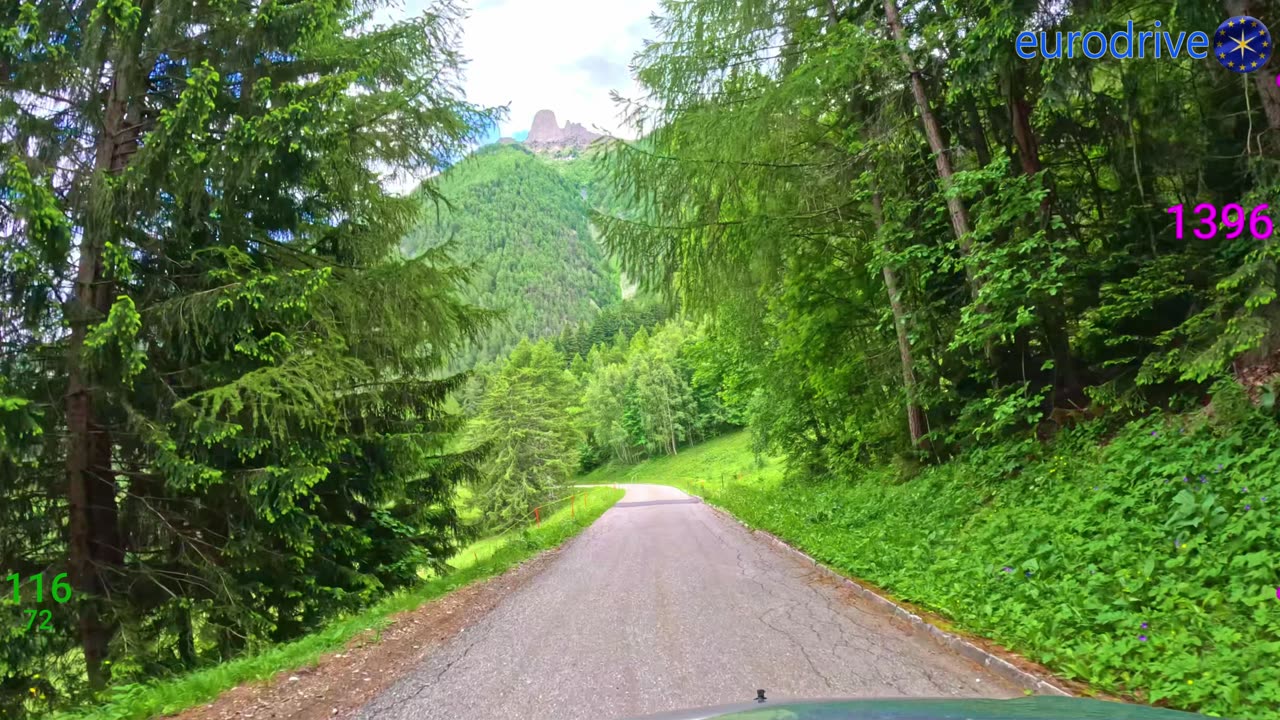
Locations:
403;143;619;366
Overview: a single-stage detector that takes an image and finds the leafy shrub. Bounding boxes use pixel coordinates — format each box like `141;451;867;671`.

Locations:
715;411;1280;719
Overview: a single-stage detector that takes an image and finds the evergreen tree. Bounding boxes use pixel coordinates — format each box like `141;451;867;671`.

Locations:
1;0;492;708
469;340;581;526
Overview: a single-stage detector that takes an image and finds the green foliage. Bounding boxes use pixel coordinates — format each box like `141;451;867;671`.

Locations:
685;408;1280;719
1;0;498;713
597;0;1280;464
552;294;671;360
469;340;582;527
576;319;740;469
403;145;620;367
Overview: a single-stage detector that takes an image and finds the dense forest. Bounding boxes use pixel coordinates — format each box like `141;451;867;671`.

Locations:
6;0;1280;717
593;0;1280;467
401;143;619;367
462;309;739;525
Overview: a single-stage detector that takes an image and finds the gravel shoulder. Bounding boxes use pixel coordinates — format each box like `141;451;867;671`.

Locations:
170;549;564;720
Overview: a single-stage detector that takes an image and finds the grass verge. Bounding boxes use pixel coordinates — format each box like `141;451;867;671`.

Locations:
54;487;624;720
584;418;1280;720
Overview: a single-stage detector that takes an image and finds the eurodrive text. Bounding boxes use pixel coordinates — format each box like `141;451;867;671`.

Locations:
1015;21;1210;60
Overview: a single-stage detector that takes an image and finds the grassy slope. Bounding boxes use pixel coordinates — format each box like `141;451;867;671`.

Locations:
579;431;783;494
584;421;1280;720
56;488;624;720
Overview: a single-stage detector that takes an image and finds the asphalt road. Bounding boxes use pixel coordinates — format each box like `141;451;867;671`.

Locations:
356;484;1018;720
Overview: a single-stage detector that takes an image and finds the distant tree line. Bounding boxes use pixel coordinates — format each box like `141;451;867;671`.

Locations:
463;308;741;526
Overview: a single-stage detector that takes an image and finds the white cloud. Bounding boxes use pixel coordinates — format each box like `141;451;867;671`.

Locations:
399;0;661;139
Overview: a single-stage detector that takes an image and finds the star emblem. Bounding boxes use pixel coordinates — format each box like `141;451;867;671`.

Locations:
1234;31;1256;58
1216;15;1272;73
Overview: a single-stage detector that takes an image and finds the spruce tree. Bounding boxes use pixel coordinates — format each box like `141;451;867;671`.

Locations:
2;0;494;707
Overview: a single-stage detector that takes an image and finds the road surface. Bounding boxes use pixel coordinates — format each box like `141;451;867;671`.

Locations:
356;484;1018;720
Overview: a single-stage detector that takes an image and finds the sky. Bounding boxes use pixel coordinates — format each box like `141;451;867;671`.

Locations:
398;0;662;141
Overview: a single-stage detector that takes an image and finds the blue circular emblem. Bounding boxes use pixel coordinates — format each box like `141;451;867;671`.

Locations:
1215;16;1271;73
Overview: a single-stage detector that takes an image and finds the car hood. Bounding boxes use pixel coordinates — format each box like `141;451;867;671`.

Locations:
632;696;1224;720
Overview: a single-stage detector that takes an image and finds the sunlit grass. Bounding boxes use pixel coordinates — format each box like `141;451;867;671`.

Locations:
579;431;784;498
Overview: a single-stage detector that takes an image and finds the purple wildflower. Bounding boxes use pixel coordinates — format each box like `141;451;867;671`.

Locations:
1002;566;1014;573
1183;476;1189;482
1151;430;1158;436
1200;477;1207;483
1245;505;1252;511
1025;570;1033;578
1141;622;1149;629
1138;635;1148;642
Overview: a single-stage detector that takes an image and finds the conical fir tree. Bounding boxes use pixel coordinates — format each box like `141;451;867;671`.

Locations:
1;0;496;708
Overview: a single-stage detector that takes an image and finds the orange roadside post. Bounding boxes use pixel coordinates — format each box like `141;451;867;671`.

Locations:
571;493;576;520
535;506;541;526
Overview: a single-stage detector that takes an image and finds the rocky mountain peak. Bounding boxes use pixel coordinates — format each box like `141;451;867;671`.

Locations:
522;109;603;154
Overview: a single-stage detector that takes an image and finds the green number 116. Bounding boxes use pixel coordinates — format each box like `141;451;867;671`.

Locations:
7;573;73;603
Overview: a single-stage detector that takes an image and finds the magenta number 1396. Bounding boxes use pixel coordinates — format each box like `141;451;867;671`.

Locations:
1166;203;1273;240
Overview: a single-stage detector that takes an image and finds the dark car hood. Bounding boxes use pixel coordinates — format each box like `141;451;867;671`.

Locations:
632;696;1225;720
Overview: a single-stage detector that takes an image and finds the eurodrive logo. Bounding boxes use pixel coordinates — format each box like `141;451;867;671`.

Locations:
1015;16;1273;74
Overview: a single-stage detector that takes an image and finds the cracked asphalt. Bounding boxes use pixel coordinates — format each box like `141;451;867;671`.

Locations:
355;484;1018;720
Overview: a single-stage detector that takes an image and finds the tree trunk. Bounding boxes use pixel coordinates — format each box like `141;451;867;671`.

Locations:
1007;80;1083;404
177;606;196;668
67;26;146;686
965;97;992;169
871;194;926;447
67;72;126;689
882;0;979;296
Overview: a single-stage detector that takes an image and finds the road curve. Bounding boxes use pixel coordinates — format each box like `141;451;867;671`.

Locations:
356;484;1018;720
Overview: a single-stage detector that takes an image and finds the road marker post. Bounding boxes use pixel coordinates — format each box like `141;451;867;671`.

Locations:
571;493;576;520
535;507;541;526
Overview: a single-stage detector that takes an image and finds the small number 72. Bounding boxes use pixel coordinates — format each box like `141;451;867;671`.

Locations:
24;609;52;632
